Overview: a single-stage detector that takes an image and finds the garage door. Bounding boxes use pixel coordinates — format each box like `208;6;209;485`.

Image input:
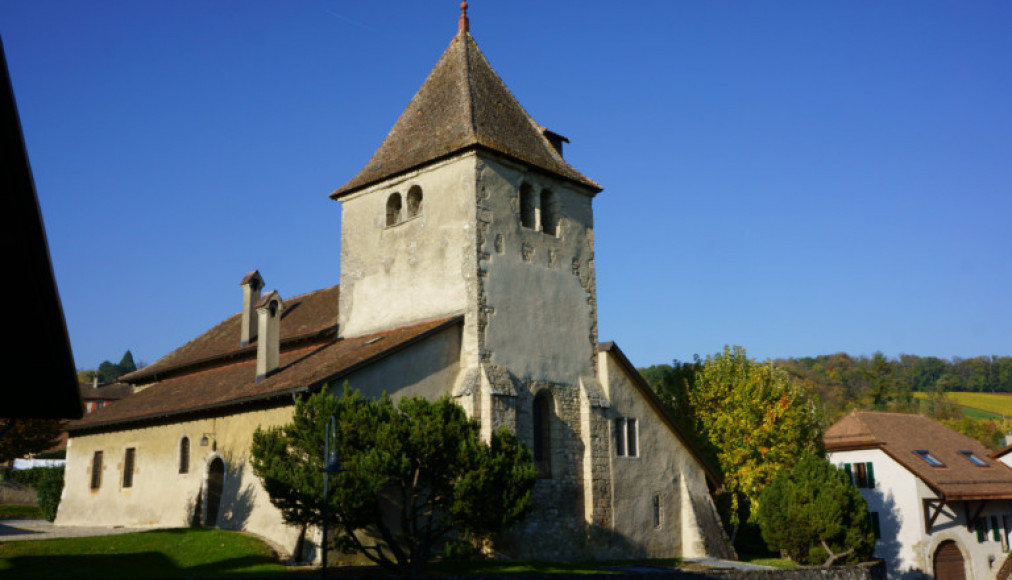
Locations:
933;541;965;580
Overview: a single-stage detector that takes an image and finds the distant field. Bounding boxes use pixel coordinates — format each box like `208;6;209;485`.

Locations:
915;392;1010;418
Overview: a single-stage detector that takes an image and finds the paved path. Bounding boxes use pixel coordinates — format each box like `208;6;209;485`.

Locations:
683;557;775;571
0;519;148;542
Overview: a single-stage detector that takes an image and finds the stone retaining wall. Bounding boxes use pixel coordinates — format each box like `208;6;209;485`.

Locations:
430;560;885;580
0;482;37;505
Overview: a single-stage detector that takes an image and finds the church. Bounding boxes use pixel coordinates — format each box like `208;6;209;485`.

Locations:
58;6;732;562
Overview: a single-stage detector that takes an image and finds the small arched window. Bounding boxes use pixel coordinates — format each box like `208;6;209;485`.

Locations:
519;183;536;229
406;185;423;218
533;391;554;478
386;193;402;227
179;436;190;474
540;188;557;236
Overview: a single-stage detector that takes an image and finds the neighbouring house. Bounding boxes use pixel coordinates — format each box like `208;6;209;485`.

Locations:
995;442;1012;470
57;8;733;563
79;381;134;414
825;410;1012;580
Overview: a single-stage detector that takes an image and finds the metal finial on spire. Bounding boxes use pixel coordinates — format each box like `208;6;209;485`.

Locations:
459;1;469;33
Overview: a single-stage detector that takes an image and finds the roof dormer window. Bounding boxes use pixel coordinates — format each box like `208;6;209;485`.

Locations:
958;450;988;467
914;450;945;467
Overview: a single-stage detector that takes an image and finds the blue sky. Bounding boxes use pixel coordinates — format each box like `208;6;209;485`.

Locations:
2;1;1009;371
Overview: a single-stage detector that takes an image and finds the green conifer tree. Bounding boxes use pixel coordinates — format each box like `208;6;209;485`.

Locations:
757;454;875;566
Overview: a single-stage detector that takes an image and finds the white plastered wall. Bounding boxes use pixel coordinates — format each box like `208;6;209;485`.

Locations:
329;323;462;401
58;406;300;555
597;350;731;559
477;155;597;383
338;155;477;342
827;448;1012;580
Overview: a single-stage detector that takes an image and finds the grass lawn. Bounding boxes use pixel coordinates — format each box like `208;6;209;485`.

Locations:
0;527;695;579
961;406;1003;420
0;505;42;519
0;528;288;579
742;557;798;569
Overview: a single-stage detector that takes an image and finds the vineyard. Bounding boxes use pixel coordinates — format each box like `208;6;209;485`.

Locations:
914;391;1012;418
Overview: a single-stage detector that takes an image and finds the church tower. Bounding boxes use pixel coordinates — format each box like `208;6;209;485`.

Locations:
331;4;602;397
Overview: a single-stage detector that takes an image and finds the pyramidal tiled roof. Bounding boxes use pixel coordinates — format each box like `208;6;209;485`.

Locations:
332;30;600;198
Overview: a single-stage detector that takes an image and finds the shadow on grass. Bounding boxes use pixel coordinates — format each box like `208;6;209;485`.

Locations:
0;552;284;580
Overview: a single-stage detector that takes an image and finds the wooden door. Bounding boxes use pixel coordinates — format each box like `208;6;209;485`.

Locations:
933;540;965;580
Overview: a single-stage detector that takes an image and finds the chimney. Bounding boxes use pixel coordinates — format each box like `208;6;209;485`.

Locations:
92;373;98;389
255;290;284;382
240;270;264;346
541;128;569;158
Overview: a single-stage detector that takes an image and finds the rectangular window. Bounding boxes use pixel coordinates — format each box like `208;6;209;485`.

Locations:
614;418;626;456
90;451;103;490
653;494;662;529
869;512;881;539
123;448;136;488
614;418;639;457
853;462;875;488
626;418;638;457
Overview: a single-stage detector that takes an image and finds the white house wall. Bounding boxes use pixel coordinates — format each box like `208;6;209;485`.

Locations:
828;448;1012;580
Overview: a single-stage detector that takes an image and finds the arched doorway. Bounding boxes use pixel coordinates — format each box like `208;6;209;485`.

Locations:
205;457;225;527
933;540;966;580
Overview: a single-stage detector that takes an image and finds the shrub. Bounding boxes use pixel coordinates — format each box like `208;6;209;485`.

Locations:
36;466;65;522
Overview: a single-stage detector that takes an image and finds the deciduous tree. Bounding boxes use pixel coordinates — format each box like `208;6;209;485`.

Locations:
0;418;64;464
687;346;824;534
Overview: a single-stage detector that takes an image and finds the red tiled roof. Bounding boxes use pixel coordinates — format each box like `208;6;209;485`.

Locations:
78;382;133;401
121;285;340;383
69;316;461;433
825;410;1012;500
332;31;600;198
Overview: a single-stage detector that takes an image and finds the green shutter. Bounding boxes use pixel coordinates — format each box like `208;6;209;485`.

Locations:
844;463;853;485
977;519;986;543
865;462;875;488
869;512;881;539
993;516;1001;542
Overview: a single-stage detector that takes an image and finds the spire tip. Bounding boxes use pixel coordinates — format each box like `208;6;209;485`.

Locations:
459;1;469;33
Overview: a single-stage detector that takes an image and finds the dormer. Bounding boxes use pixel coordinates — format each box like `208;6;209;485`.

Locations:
255;290;284;382
240;270;264;346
